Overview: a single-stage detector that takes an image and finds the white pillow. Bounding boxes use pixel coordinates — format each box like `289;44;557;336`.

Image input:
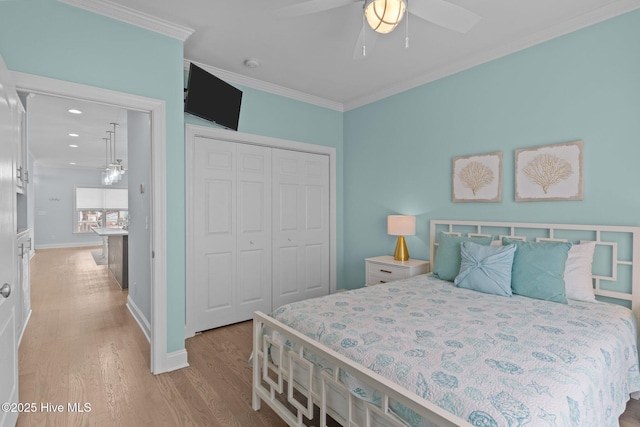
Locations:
564;241;596;302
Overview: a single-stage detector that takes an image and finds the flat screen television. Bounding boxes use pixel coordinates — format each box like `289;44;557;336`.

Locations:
184;63;243;131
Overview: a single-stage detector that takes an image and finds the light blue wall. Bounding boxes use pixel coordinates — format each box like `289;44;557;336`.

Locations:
343;10;640;288
32;165;118;248
127;110;152;333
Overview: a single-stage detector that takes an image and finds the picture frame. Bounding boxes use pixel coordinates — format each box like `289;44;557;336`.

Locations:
515;140;583;202
452;151;502;203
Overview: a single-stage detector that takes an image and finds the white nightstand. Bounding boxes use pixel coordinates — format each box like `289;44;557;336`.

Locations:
365;256;430;286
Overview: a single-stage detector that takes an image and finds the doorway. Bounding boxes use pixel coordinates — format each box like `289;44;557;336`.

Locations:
12;71;173;374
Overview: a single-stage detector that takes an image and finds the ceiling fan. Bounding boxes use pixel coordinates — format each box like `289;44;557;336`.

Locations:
274;0;481;59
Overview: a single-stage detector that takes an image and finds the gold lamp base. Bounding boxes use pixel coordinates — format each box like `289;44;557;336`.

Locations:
393;236;409;261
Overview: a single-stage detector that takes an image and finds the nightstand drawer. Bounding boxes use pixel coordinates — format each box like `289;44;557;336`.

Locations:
366;263;408;281
364;256;430;286
367;272;404;285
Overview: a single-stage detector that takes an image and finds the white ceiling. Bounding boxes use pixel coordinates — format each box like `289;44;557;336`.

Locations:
28;0;640;169
104;0;640;110
26;93;128;170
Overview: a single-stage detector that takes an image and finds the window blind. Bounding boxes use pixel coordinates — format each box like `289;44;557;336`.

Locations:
76;187;128;210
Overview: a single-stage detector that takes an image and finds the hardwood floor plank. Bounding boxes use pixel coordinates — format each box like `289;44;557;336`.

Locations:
16;246;640;427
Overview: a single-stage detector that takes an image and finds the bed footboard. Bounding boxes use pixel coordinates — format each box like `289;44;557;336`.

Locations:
252;311;471;427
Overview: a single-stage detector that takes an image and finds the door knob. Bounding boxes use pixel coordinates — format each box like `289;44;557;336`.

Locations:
0;283;10;299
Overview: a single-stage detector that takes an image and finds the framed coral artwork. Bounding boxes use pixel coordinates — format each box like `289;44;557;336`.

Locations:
452;151;502;202
515;140;583;202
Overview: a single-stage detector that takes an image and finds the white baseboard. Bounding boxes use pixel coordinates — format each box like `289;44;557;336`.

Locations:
164;349;189;372
17;309;32;347
126;298;189;375
126;296;151;343
35;241;102;250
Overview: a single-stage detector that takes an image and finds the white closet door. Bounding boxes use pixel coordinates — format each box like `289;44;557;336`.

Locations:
272;149;330;309
235;143;272;321
192;137;271;332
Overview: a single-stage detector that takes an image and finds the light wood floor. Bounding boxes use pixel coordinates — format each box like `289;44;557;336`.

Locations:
15;246;640;426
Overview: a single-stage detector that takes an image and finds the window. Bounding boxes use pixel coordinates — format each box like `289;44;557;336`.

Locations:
74;186;128;233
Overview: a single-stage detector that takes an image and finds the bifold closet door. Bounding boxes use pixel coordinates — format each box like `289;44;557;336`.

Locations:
272;148;330;309
192;137;271;332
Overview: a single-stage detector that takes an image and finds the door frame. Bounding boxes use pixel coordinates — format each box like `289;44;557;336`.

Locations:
184;124;337;338
11;71;173;374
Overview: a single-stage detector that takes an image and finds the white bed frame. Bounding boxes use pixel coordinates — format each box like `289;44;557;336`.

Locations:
252;220;640;427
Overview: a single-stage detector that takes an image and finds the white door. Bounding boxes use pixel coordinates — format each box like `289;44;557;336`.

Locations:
0;54;19;427
235;143;272;321
272;149;329;309
191;137;271;332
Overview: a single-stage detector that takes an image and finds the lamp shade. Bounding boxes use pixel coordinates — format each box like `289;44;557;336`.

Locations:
387;215;415;236
364;0;406;34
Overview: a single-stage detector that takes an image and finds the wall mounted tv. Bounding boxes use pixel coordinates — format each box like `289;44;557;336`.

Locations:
184;63;243;131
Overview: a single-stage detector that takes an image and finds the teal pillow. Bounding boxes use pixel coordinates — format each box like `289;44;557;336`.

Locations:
432;233;493;281
455;241;516;297
503;237;572;304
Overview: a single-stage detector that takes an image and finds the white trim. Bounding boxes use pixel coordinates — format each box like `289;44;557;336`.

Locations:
184;124;338;337
11;71;173;375
35;241;102;250
165;349;189;372
17;309;32;347
253;311;471;427
127;295;150;343
344;0;640;110
58;0;194;41
184;60;344;112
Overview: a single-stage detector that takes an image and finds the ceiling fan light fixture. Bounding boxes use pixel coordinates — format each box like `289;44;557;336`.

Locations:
364;0;406;34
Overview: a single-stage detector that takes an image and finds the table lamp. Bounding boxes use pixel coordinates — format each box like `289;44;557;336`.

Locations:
388;215;416;261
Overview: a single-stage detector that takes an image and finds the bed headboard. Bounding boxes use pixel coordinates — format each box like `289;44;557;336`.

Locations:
430;220;640;325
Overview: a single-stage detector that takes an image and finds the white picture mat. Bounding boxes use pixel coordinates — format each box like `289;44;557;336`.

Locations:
452;152;502;202
515;141;583;201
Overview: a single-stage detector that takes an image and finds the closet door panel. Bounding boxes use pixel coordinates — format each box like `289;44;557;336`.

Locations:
206;252;233;310
236;144;272;320
272;149;329;308
275;246;299;296
300;152;330;299
304;244;324;291
193;138;237;331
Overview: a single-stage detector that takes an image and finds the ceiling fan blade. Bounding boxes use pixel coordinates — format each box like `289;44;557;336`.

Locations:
409;0;481;33
274;0;359;18
352;26;378;60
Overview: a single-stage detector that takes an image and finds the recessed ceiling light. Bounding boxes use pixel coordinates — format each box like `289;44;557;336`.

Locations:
69;133;79;137
69;144;78;148
68;109;82;114
69;162;76;165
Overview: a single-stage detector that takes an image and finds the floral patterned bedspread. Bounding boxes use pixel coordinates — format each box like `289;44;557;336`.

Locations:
271;274;640;427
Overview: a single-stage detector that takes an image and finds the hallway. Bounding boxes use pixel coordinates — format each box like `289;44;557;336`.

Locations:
16;246;285;426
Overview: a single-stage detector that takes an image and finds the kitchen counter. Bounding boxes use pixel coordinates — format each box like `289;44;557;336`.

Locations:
91;227;128;236
92;227;128;289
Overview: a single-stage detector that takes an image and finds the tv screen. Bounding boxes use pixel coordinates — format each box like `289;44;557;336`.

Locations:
185;63;243;131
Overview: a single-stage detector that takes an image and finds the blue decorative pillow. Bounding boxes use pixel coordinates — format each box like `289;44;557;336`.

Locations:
503;237;572;304
454;241;517;297
432;233;493;282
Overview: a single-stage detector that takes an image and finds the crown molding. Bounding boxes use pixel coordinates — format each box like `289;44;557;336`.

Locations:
344;0;640;110
58;0;194;41
184;60;344;112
